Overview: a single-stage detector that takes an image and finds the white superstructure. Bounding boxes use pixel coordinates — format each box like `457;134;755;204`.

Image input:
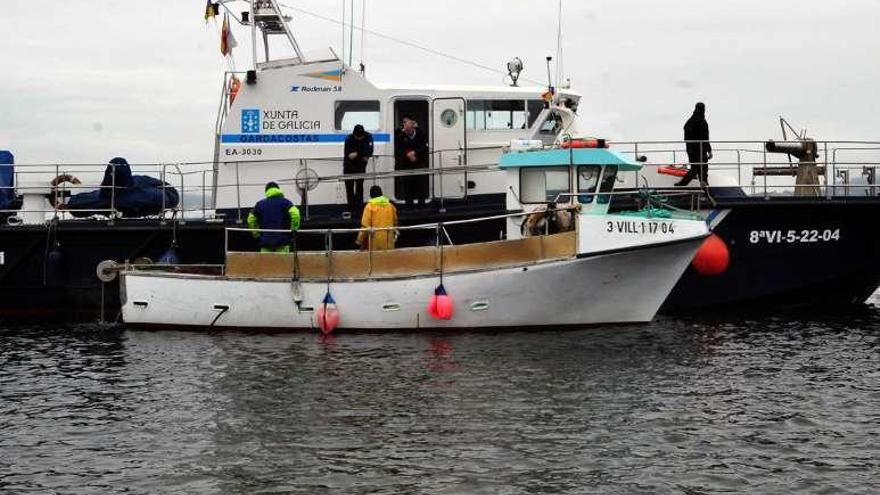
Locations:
211;1;584;215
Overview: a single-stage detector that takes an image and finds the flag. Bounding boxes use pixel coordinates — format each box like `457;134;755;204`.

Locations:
204;1;218;23
221;13;237;56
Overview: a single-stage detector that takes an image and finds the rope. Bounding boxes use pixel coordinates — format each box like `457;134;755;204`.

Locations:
348;0;355;68
437;222;444;286
325;229;333;293
291;231;303;311
341;0;346;70
277;2;544;85
359;0;366;72
292;231;301;281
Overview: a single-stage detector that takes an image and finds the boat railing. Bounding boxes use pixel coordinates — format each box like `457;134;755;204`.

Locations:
4;140;880;224
223;207;568;255
611;140;880;198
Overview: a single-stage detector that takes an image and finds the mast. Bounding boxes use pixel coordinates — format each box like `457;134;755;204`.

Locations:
248;0;306;66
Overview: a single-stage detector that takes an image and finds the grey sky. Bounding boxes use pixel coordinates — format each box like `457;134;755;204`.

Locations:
1;0;878;164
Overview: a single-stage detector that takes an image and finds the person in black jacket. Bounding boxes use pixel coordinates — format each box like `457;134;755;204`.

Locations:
394;116;429;206
247;182;301;253
676;102;713;187
343;124;374;216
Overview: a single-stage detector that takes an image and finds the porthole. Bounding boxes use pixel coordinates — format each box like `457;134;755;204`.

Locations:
440;109;458;128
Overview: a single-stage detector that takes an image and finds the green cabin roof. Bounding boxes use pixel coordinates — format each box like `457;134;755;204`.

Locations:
499;148;642;172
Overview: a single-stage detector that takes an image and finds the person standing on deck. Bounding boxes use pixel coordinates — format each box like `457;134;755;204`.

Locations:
247;181;301;253
675;102;713;187
356;185;398;251
343;124;374;218
395;116;430;207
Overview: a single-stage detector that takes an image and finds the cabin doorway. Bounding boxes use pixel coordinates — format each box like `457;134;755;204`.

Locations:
393;99;431;204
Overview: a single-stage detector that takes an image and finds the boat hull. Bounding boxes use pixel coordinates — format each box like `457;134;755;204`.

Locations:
663;199;880;312
2;197;880;321
120;238;703;330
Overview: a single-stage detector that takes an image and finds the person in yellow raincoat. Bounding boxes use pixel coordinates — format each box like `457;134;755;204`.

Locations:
356;185;398;251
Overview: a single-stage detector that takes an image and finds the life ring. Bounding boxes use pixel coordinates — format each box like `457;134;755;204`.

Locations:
49;174;82;209
228;76;242;105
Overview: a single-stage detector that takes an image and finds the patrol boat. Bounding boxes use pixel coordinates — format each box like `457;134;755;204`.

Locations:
119;146;709;330
606;131;880;311
0;0;581;321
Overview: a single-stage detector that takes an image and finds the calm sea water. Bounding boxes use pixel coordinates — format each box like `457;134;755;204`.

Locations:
2;299;879;494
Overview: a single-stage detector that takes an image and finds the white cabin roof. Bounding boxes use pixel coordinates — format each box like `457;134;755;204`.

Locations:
373;82;582;100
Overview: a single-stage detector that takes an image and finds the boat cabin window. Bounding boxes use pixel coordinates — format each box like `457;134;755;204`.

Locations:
466;99;542;131
535;112;563;145
520;166;570;203
577;166;601;203
527;100;545;127
334;100;381;131
597;166;618;204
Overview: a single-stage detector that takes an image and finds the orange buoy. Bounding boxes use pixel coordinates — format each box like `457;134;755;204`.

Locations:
692;234;730;276
658;165;688;177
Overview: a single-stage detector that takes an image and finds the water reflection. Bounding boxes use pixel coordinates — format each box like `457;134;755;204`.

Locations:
1;305;879;493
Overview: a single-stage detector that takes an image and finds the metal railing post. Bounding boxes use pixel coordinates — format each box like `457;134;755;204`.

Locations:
762;148;768;198
736;149;742;186
824;142;831;199
235;161;242;223
110;162;117;223
178;164;185;220
160;163;167;222
202;170;207;218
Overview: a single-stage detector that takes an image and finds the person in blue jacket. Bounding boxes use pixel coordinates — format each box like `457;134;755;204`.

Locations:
247;181;301;253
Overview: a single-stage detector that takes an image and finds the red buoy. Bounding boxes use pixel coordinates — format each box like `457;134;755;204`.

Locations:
692;234;730;276
316;292;340;334
428;284;455;320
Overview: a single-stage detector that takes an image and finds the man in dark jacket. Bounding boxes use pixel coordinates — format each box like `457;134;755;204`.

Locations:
676;102;713;187
343;124;374;217
394;116;430;206
247;182;301;253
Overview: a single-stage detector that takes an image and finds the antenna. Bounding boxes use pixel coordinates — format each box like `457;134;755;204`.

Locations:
545;56;554;89
555;0;563;89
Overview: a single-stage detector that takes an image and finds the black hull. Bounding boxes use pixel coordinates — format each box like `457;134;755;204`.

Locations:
663;198;880;312
1;195;879;322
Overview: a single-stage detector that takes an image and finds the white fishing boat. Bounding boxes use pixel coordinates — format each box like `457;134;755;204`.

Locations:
120;145;709;331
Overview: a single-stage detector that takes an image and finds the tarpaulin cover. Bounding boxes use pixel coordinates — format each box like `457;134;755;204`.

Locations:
0;151;13;210
66;175;180;218
66;159;179;217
